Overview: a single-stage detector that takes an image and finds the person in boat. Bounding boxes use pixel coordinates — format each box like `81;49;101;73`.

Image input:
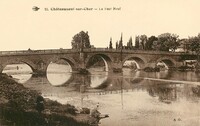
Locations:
36;95;45;114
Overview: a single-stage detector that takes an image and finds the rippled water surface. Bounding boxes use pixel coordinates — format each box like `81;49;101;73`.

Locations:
3;64;200;126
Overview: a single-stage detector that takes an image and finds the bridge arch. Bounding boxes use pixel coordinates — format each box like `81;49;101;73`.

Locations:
1;58;36;72
46;56;77;71
122;55;147;69
156;57;176;69
85;54;113;71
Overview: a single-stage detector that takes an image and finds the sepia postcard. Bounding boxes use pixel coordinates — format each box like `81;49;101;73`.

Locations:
0;0;200;126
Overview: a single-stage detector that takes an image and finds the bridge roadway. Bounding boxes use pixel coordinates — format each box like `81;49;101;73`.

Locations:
0;48;194;75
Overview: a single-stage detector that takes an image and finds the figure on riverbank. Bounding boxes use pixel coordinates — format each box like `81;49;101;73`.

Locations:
90;103;101;119
89;103;101;125
36;95;45;113
89;103;109;125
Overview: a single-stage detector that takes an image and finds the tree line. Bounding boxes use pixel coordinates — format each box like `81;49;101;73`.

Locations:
110;33;180;52
71;31;200;55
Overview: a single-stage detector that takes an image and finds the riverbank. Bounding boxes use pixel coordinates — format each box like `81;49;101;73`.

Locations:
0;73;94;126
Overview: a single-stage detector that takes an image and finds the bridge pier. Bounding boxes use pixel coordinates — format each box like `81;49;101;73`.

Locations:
112;63;123;73
32;69;46;77
31;61;47;76
144;63;157;69
112;68;122;73
76;68;89;74
75;52;89;74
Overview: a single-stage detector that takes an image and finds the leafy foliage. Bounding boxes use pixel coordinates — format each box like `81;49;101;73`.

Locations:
126;37;133;49
155;33;179;51
139;35;148;50
188;34;200;61
71;31;91;49
135;36;140;49
189;34;200;54
146;36;158;50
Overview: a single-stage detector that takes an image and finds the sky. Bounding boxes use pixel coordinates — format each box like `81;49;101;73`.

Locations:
0;0;200;51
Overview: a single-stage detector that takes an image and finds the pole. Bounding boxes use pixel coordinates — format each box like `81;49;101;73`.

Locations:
120;78;124;109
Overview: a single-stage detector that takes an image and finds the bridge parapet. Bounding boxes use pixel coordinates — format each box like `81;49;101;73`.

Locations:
0;48;195;56
0;49;78;56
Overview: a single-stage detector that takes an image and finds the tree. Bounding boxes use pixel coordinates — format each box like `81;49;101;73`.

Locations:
129;37;133;46
167;34;179;52
109;38;113;49
135;36;140;49
152;40;160;51
146;36;158;50
140;35;148;50
188;34;200;70
127;37;133;49
185;40;190;53
118;33;123;49
71;31;91;49
116;41;119;49
156;33;179;51
189;34;200;60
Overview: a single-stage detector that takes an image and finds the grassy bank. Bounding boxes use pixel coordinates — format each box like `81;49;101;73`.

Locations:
0;73;92;126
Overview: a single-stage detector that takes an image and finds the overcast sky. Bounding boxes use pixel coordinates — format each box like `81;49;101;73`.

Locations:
0;0;200;51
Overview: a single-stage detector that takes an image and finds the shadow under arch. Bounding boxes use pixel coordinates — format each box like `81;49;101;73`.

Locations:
122;55;146;69
156;57;176;69
85;54;113;72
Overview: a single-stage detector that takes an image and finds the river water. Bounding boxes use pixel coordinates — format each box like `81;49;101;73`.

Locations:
3;63;200;126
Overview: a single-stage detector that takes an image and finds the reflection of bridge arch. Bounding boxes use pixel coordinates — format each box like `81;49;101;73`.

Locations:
92;76;112;89
46;56;77;71
122;55;147;69
25;73;74;86
25;76;49;85
156;57;176;68
46;73;74;86
1;58;35;72
85;54;113;71
124;71;145;84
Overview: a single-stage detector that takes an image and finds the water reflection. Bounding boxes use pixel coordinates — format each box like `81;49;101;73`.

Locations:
47;63;72;86
4;64;200;126
192;86;200;97
146;82;178;104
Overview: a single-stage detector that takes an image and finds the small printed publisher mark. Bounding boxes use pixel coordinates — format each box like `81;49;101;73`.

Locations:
32;6;40;11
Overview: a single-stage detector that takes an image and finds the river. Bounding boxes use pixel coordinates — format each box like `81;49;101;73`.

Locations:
3;63;200;126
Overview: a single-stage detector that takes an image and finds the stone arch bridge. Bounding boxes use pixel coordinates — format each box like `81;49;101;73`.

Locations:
0;48;193;75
